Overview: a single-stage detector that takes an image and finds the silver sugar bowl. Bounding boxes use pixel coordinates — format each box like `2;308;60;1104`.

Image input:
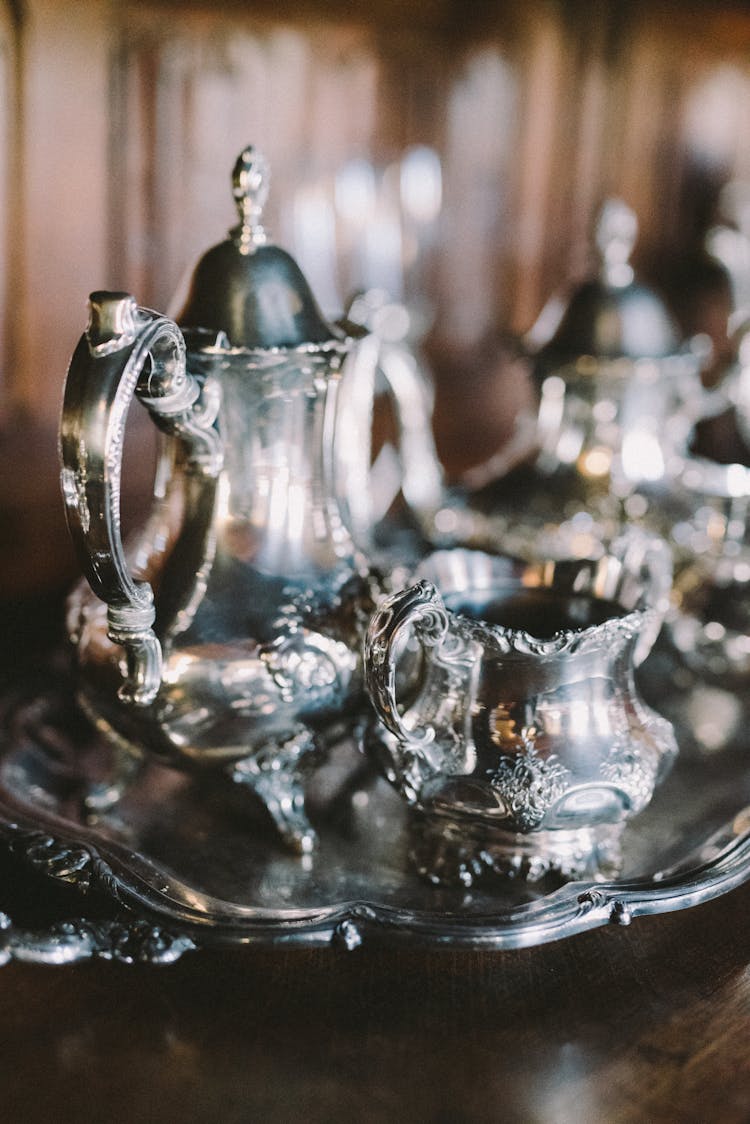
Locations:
60;146;384;852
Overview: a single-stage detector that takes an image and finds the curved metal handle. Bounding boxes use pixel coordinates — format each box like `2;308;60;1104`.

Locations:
60;291;222;706
363;580;449;747
335;291;443;542
376;344;443;519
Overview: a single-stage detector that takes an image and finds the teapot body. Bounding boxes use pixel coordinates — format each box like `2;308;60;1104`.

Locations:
60;148;396;853
69;443;374;770
534;352;702;502
62;297;380;851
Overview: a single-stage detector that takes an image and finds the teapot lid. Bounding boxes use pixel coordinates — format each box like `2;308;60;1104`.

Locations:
174;146;344;350
534;199;680;367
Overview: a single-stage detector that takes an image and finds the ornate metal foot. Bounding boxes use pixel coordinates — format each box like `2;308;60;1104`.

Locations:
228;727;318;854
409;813;625;888
82;746;143;817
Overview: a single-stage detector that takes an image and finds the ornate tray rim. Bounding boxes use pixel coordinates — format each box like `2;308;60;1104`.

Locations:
2;776;750;963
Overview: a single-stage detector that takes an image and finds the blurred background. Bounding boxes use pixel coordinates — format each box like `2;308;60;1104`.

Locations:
3;0;750;599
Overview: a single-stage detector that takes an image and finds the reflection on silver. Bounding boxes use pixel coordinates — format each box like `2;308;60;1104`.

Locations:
2;678;750;954
60;148;384;854
707;180;750;313
661;454;750;690
363;546;677;886
534;352;702;500
336;288;443;543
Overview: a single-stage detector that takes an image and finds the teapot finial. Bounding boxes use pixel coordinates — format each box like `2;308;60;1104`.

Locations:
595;198;637;288
231;145;270;252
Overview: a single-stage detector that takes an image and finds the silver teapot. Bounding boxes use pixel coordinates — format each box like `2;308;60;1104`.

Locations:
425;201;705;564
60;146;384;853
530;198;702;501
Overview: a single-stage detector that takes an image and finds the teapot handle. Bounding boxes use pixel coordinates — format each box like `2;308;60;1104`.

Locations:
60;292;222;707
363;580;449;747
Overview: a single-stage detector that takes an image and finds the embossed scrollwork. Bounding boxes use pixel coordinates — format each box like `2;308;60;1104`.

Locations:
61;292;223;708
0;915;196;966
489;745;570;832
364;580;450;748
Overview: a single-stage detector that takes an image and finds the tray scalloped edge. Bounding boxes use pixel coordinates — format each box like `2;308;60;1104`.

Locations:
2;810;750;964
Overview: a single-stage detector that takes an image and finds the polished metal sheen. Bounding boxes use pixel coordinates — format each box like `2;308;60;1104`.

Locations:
60;147;384;853
0;670;748;955
364;544;677;886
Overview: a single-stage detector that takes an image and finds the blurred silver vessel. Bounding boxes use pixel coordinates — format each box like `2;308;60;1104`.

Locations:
427;200;705;561
336;287;443;547
530;199;702;497
660;337;750;705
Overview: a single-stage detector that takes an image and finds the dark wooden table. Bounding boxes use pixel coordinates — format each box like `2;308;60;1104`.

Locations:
2;874;750;1122
1;591;750;1122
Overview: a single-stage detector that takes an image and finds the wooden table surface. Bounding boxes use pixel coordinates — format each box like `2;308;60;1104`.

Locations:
2;873;750;1123
0;594;749;1123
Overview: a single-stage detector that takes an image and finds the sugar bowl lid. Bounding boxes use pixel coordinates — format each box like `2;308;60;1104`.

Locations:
534;199;680;368
174;145;344;350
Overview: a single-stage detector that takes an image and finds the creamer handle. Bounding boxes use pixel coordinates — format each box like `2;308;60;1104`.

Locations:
60;291;222;706
363;580;448;747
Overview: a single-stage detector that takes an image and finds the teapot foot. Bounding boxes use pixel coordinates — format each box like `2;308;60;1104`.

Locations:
410;813;625;888
228;727;318;855
82;748;144;818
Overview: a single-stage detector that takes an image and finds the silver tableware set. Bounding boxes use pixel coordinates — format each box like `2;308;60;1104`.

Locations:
55;147;750;896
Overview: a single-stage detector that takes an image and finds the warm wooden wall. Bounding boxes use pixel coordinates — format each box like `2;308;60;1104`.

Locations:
2;0;750;592
3;0;750;421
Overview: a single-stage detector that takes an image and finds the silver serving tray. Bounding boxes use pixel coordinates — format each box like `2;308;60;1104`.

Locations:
1;676;750;963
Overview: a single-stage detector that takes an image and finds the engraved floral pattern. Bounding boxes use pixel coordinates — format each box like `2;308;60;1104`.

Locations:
600;740;659;812
488;745;570;831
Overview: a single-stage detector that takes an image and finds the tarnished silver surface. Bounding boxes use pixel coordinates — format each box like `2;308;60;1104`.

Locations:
60;148;385;854
363;546;677;886
0;672;749;956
